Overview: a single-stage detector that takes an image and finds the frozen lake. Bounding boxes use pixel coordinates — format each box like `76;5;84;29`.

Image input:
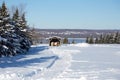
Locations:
40;38;86;44
68;38;86;43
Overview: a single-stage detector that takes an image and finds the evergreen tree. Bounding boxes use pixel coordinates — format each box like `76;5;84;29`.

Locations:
105;35;110;43
109;34;114;44
12;8;19;21
114;32;120;44
95;37;99;44
86;37;89;43
12;8;21;28
103;35;106;43
1;2;8;17
99;34;103;43
72;39;75;44
0;2;31;57
118;33;120;44
63;37;69;44
103;35;107;43
0;2;11;31
12;8;31;54
89;36;94;44
86;32;120;44
0;7;2;28
21;13;27;29
12;8;27;30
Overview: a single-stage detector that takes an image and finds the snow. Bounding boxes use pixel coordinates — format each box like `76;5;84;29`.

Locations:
5;23;12;27
0;20;3;22
0;36;7;42
70;43;89;47
3;45;8;49
0;43;120;80
21;29;27;32
0;36;2;41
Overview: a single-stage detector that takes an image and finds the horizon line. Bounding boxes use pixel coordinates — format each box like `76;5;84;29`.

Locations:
32;28;120;30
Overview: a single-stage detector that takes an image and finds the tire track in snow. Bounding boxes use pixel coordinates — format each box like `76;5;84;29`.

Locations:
49;46;81;80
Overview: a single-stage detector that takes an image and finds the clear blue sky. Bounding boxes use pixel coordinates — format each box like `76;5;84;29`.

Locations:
0;0;120;29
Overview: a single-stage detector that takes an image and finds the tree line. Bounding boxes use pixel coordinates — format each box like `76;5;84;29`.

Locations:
86;32;120;44
0;2;31;57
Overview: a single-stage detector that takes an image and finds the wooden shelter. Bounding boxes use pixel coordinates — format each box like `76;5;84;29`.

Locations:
49;36;61;46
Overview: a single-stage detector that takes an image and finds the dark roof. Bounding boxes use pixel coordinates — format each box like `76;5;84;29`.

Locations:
49;36;61;40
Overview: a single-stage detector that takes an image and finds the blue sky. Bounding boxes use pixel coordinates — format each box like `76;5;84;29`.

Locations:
0;0;120;29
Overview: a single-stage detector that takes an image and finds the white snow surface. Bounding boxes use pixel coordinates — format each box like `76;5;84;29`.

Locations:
0;43;120;80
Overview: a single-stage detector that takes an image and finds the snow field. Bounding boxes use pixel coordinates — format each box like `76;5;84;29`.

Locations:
70;44;120;80
0;43;120;80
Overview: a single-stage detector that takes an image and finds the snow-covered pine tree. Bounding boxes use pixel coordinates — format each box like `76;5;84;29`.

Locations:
13;8;31;53
0;2;15;56
0;2;31;57
114;32;120;44
12;8;27;31
89;36;94;44
21;13;27;30
0;7;2;32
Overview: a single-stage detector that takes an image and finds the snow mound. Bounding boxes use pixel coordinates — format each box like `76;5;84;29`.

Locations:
115;51;120;56
70;43;89;47
52;75;87;80
0;73;22;80
52;76;87;80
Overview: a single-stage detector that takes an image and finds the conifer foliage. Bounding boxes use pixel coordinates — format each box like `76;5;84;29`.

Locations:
0;2;31;57
63;37;69;44
86;32;120;44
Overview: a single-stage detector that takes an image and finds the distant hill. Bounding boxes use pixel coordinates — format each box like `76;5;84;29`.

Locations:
34;29;120;38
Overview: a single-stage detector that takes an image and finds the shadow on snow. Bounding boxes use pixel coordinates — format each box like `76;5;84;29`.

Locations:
28;45;49;55
0;45;59;68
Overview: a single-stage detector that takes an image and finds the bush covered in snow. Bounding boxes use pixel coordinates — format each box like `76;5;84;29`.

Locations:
0;2;31;57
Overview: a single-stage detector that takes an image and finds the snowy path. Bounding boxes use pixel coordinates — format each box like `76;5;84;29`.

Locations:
0;43;120;80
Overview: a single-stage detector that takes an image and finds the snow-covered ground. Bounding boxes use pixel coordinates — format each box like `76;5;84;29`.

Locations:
0;43;120;80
